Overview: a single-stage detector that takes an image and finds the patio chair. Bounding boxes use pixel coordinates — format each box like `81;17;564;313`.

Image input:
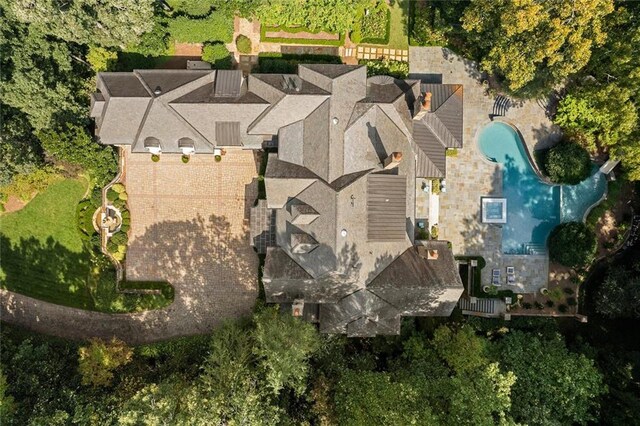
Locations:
492;269;501;286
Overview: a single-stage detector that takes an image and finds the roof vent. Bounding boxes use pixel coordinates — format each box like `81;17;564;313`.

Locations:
154;86;162;95
341;229;347;237
332;117;339;125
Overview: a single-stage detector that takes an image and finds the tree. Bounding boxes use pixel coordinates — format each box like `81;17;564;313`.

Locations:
253;307;321;395
462;0;614;96
543;141;592;184
78;338;133;387
0;107;43;186
0;15;89;131
8;0;154;47
555;83;638;151
431;324;489;374
202;43;233;69
595;264;640;318
86;46;118;73
0;368;15;423
548;221;597;268
38;124;117;186
498;331;605;425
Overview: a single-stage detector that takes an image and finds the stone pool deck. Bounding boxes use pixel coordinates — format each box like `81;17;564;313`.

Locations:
410;47;560;293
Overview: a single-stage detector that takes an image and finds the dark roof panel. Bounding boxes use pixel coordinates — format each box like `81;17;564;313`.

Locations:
99;73;150;97
413;122;446;176
215;121;241;146
367;174;407;241
136;70;210;96
214;70;243;97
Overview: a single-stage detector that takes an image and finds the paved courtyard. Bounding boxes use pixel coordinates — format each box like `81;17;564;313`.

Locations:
410;47;559;293
123;148;260;334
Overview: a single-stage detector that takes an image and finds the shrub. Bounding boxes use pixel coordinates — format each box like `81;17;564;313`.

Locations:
202;43;233;69
522;302;532;309
566;297;577;306
544;141;592;184
563;287;574;295
107;239;118;253
151;154;160;162
112;198;126;209
215;155;222;162
0;167;62;202
111;183;125;193
359;59;409;79
111;231;128;246
431;178;441;194
121;210;131;221
548;222;597;268
169;0;212;16
534;301;544;310
168;13;234;43
118;192;128;201
545;300;555;308
38;124;117;187
548;287;565;302
87;46;117;73
430;225;439;240
558;304;569;313
235;34;252;54
107;188;119;202
446;148;458;157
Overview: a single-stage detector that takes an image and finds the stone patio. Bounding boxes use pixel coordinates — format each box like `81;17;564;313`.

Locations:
410;47;561;293
123;148;260;333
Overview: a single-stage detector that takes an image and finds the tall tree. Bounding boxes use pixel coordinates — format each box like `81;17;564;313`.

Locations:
8;0;154;47
78;338;133;387
462;0;614;96
252;307;321;396
498;331;605;425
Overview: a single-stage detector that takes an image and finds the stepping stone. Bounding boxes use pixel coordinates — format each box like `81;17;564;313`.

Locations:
383;49;389;54
364;53;370;59
357;46;363;53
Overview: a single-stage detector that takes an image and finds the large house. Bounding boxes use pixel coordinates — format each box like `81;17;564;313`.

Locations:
91;64;465;337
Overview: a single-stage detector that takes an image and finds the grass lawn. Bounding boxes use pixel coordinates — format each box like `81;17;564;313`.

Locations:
1;178;173;313
387;0;409;50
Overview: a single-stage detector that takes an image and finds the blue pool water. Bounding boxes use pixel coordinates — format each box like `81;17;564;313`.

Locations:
478;122;607;254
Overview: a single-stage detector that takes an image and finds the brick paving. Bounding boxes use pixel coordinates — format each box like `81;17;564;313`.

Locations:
0;149;261;344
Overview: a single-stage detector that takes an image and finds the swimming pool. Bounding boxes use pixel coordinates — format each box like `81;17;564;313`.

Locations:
478;122;607;255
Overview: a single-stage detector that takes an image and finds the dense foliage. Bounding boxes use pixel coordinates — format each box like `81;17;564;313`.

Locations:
359;59;409;79
1;315;614;425
168;13;234;43
202;43;233;69
462;0;614;96
548;221;597;268
235;34;252;54
350;0;389;44
595;262;640;318
543;141;592;184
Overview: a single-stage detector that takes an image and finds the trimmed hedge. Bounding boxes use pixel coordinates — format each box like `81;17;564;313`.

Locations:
202;43;233;69
359;59;409;79
260;25;345;46
236;34;252;54
256;52;343;74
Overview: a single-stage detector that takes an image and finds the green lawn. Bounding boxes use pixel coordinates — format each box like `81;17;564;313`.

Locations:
387;0;409;50
1;178;173;312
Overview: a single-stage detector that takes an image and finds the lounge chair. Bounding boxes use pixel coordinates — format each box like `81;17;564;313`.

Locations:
492;269;501;286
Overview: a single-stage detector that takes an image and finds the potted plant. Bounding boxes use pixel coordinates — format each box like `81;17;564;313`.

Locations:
214;148;222;163
151;154;160;162
181;155;190;163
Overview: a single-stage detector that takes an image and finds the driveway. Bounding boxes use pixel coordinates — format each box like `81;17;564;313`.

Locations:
1;148;260;344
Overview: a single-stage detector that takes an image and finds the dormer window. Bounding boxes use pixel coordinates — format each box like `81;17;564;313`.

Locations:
144;137;161;155
178;137;195;155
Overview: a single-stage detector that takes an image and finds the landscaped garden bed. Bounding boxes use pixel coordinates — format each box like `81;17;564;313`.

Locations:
351;1;390;45
260;25;345;46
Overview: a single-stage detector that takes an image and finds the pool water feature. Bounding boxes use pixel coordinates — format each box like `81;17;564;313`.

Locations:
478;122;607;254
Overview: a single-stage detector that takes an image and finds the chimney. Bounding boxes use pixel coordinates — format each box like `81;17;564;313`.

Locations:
383;152;403;169
422;92;432;111
292;299;304;317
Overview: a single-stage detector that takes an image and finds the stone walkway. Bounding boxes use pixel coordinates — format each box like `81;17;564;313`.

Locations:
1;149;260;344
410;47;560;293
357;46;408;61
